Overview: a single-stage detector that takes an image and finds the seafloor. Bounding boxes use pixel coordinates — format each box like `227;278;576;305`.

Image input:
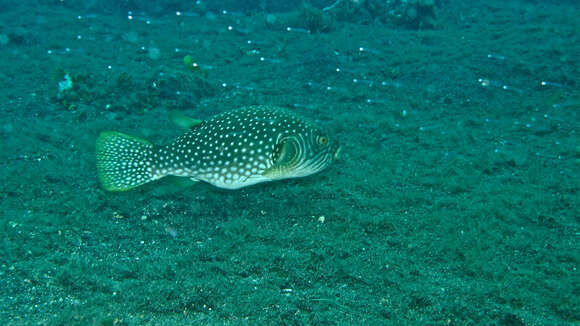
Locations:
0;0;578;325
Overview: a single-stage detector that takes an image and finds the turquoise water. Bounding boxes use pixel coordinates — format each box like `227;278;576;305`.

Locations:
1;0;578;325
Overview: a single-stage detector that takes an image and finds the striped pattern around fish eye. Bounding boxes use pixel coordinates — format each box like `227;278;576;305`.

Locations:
307;149;330;172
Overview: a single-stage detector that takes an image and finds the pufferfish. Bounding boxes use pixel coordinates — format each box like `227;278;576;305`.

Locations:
96;105;339;191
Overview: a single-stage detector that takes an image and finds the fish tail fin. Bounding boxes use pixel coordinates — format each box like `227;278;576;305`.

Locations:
96;131;161;191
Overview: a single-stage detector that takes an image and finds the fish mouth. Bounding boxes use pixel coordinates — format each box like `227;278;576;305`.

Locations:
334;146;342;160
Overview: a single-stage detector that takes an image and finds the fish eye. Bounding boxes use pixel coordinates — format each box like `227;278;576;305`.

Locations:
318;136;328;145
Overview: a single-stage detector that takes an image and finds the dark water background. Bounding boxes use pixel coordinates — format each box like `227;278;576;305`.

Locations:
0;0;578;325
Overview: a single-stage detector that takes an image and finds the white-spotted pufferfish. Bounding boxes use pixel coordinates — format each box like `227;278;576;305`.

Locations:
96;105;339;191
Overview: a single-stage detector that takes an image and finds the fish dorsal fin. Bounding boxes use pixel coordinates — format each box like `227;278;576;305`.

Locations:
169;111;203;129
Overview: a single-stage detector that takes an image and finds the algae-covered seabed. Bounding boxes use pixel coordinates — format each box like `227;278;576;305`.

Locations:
0;1;578;325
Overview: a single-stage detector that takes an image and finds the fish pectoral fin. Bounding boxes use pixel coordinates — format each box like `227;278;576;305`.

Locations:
263;139;298;178
169;111;203;129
